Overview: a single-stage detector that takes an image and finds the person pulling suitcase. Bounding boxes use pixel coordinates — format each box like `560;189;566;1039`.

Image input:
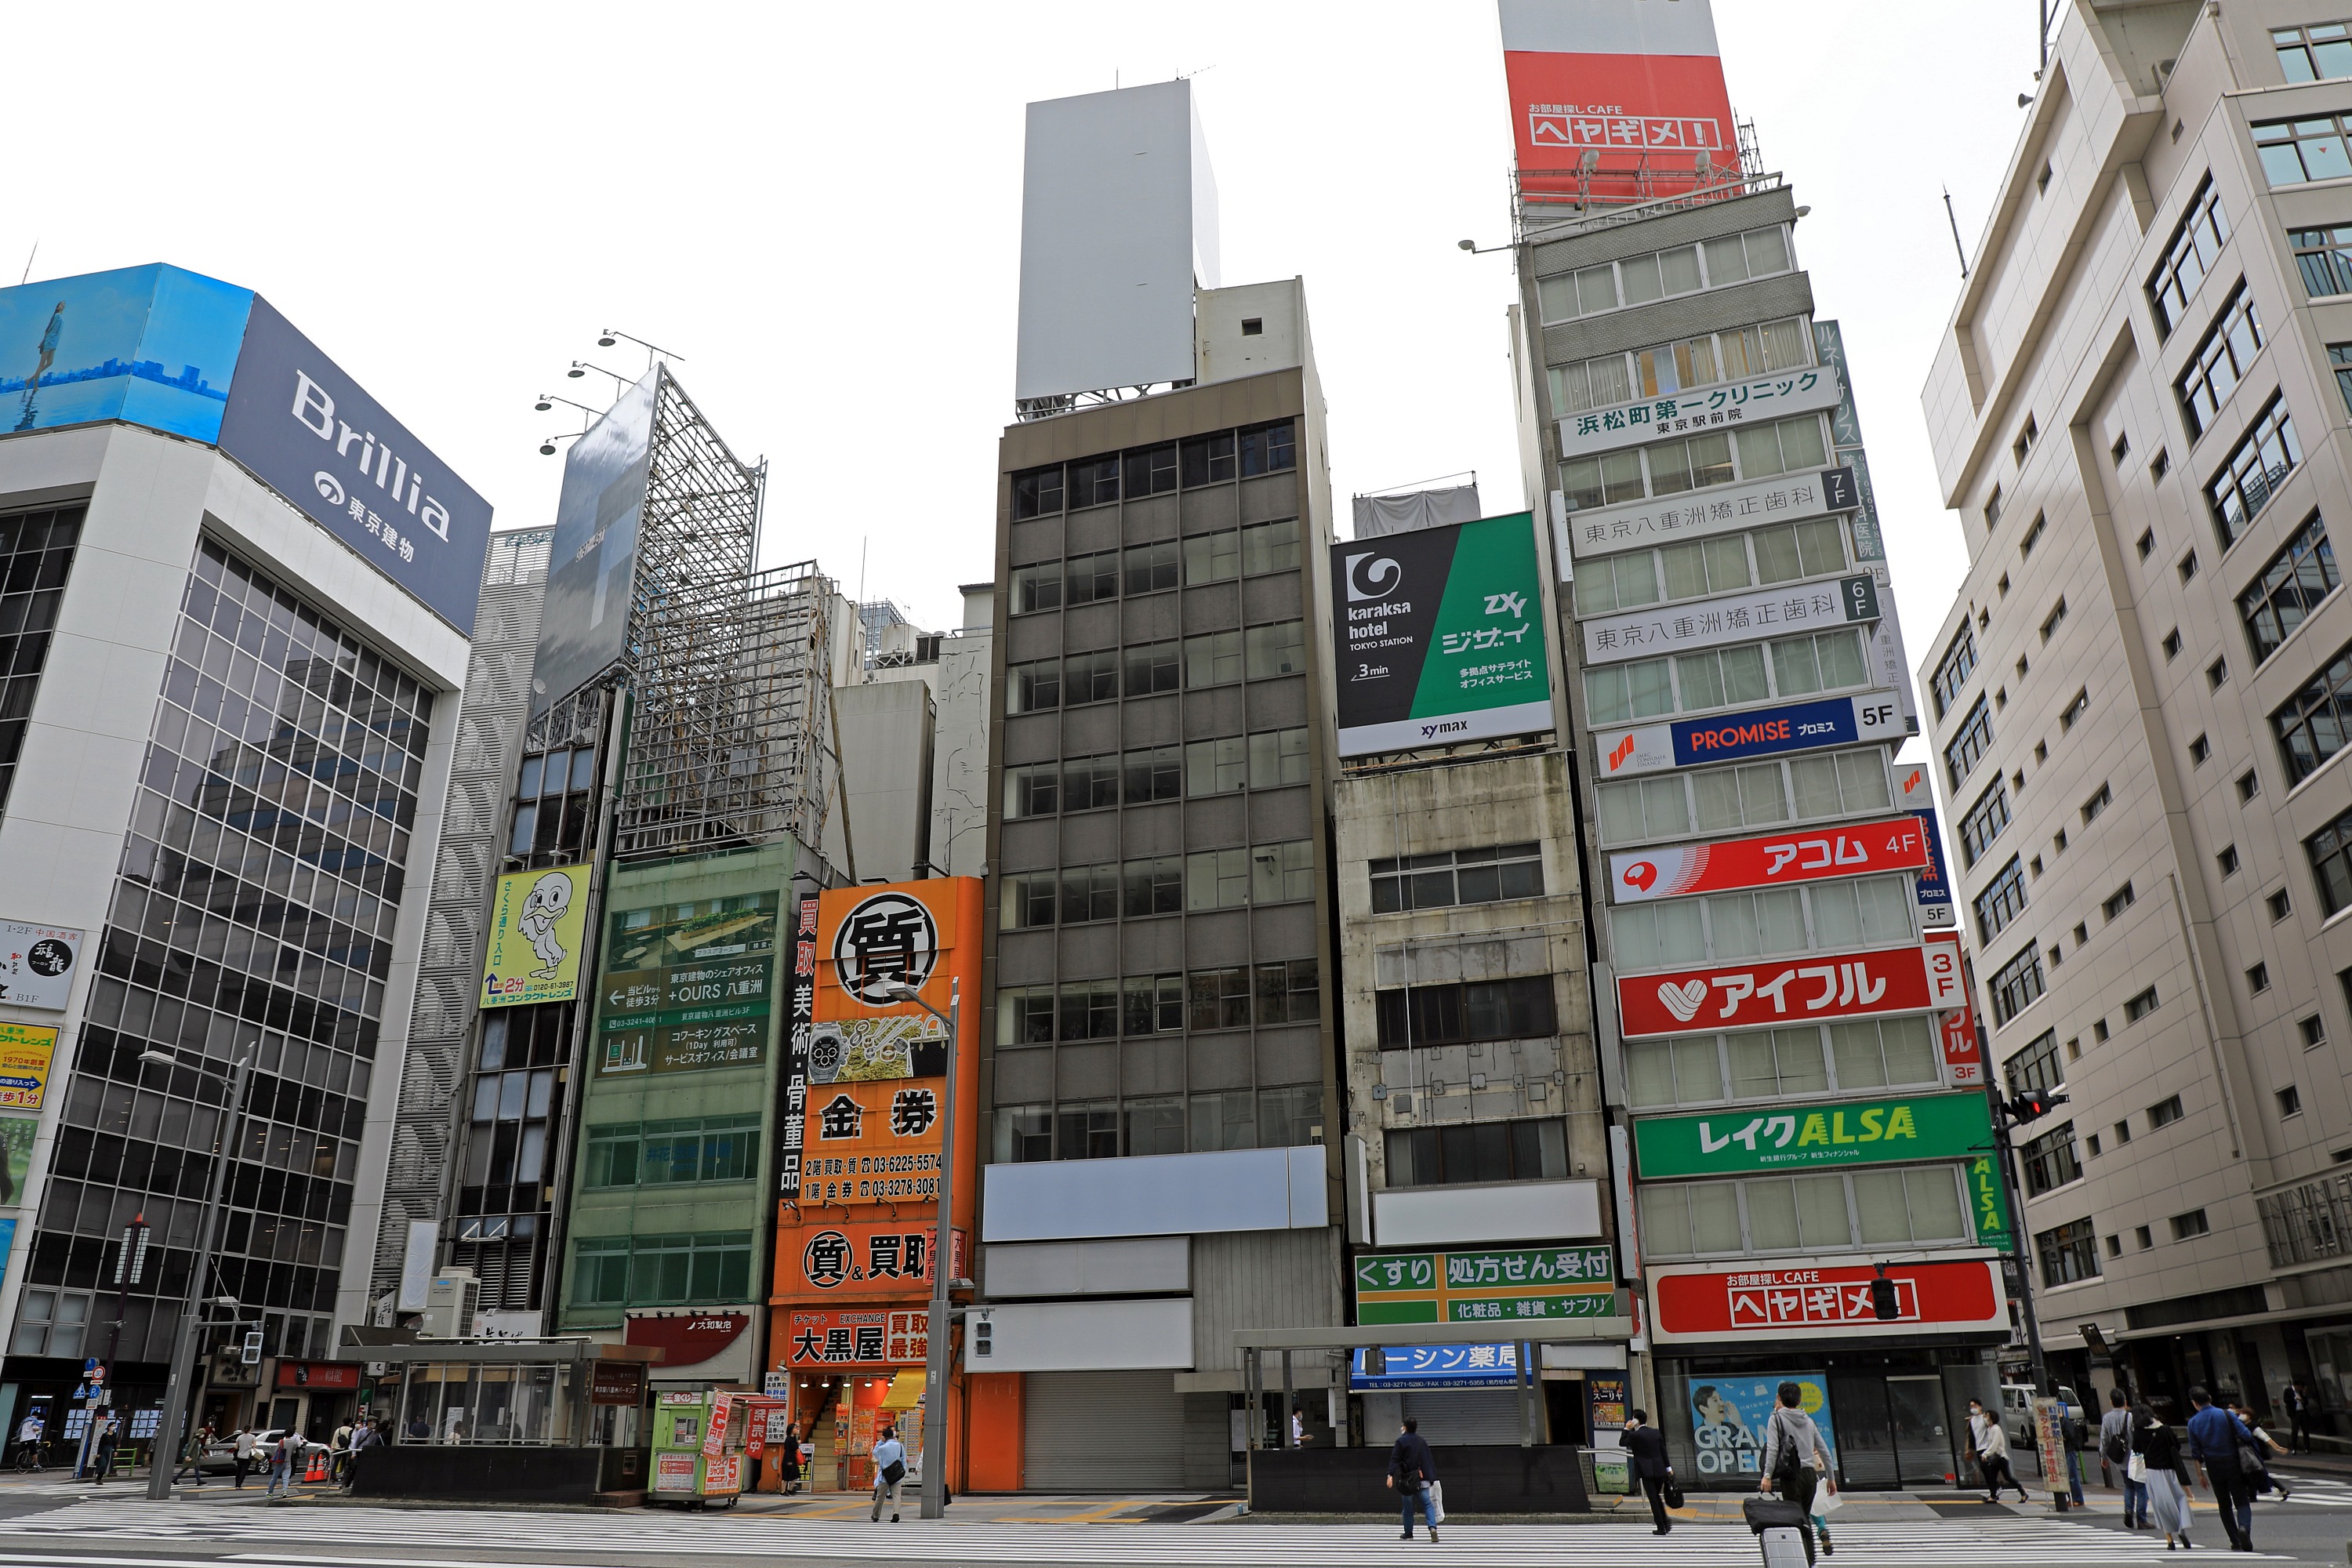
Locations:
1755;1381;1837;1562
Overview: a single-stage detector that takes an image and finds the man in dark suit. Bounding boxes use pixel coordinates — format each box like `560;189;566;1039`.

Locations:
1623;1409;1674;1534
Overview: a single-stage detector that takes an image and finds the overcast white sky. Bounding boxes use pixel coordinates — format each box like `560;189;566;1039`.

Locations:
8;1;2045;705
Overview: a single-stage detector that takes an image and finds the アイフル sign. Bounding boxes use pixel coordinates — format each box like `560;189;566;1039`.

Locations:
1353;1246;1616;1325
1631;1090;1997;1178
1330;512;1554;757
1593;690;1904;778
1609;816;1930;904
1581;575;1878;665
1616;942;1947;1038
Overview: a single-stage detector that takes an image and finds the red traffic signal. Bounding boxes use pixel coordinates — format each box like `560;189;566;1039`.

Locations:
1869;1274;1900;1321
2005;1089;2069;1123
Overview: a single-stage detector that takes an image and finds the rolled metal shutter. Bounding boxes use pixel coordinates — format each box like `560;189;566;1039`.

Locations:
1023;1370;1188;1490
1401;1388;1524;1445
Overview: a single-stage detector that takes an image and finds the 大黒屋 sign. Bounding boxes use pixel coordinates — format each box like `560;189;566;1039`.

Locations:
1353;1246;1615;1324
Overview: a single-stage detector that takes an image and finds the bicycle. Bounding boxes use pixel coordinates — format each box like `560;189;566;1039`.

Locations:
11;1442;45;1473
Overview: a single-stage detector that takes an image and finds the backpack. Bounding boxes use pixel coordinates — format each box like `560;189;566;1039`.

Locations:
2102;1424;2129;1466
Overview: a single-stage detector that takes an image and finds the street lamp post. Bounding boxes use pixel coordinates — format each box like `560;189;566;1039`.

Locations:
142;1046;255;1501
880;976;959;1521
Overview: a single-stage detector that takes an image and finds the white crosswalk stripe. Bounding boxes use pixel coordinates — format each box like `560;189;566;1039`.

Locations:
0;1499;2301;1563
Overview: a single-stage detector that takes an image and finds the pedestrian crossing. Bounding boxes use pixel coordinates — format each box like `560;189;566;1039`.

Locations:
0;1499;2301;1563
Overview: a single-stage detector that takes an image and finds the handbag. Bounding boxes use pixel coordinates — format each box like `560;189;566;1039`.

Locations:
1813;1485;1842;1515
2126;1452;2148;1482
1427;1479;1445;1525
880;1459;907;1486
1661;1472;1685;1510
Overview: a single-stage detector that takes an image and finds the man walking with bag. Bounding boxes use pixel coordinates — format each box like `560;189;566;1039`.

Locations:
1623;1410;1675;1536
1757;1381;1837;1561
869;1426;906;1523
2099;1388;2145;1526
1385;1417;1439;1543
2185;1385;2258;1553
2285;1380;2314;1452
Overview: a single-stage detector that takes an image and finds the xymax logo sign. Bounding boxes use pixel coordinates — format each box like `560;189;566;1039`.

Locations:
1483;591;1526;617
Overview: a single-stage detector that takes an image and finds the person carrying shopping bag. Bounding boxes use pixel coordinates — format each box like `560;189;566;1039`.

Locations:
1757;1381;1837;1562
1385;1417;1439;1544
2100;1388;2147;1527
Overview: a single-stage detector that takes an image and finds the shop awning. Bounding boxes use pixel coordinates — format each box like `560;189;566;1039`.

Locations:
880;1372;925;1410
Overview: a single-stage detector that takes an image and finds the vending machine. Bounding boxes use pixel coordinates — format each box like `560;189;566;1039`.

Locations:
648;1390;747;1509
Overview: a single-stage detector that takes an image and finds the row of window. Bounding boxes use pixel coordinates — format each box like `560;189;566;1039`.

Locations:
1583;627;1871;728
1385;1117;1569;1189
1005;621;1305;720
0;506;82;819
1008;518;1301;613
1547;314;1811;415
997;959;1321;1045
1535;225;1792;325
581;1115;763;1189
1623;1016;1941;1109
1369;843;1545;913
2176;282;2263;441
571;1232;753;1308
1375;977;1559;1051
1957;779;2009;869
1597;745;1893;849
1560;412;1829;514
1000;839;1312;927
1637;1166;1976;1259
2207;394;2300;548
1974;856;2030;944
1610;871;1916;974
2149;176;2230;339
993;1085;1322;1163
1571;516;1849;617
1929;626;1976;720
1010;421;1297;518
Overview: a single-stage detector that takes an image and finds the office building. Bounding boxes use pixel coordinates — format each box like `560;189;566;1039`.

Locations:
1918;0;2352;1436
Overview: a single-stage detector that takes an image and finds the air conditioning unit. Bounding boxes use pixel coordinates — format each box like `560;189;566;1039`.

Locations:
421;1270;479;1338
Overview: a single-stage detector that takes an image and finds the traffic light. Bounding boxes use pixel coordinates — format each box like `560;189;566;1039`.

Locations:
1869;1273;1900;1321
2005;1089;2069;1123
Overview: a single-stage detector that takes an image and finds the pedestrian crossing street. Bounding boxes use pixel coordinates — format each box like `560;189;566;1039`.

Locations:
2272;1472;2352;1505
0;1500;2299;1563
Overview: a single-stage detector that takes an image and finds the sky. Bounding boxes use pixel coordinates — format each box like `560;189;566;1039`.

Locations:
3;1;2045;708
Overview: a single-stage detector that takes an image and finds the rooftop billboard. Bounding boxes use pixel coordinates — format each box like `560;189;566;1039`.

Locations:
530;367;655;716
1497;0;1738;199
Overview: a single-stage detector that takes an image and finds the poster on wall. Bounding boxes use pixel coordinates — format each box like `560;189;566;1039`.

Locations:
0;1023;57;1109
1330;513;1553;757
596;893;779;1076
1687;1372;1837;1478
480;865;591;1007
0;1119;36;1207
0;920;81;1011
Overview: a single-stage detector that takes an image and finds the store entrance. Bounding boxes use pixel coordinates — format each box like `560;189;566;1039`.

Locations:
1888;1376;1955;1485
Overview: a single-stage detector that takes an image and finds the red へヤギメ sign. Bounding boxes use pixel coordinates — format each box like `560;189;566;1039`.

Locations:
1500;0;1737;200
1617;944;1962;1039
1609;818;1930;905
1648;1258;2005;1344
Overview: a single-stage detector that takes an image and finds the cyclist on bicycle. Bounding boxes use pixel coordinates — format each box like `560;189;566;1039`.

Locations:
13;1411;43;1470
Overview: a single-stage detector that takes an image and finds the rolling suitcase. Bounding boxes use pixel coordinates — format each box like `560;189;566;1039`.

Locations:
1744;1495;1813;1568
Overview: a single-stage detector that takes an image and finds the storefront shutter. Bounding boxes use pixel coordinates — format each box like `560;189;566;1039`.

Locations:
1022;1370;1187;1490
1401;1388;1525;1445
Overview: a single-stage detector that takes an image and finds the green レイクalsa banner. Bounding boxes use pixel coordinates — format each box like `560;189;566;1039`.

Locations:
1632;1091;1994;1178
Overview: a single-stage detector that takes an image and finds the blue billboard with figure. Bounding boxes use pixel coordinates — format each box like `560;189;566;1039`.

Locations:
1688;1371;1836;1479
0;264;491;630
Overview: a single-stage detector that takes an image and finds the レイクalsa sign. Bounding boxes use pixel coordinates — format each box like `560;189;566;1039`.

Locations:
1632;1091;1996;1179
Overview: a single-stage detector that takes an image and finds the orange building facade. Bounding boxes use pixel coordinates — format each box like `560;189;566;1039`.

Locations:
766;878;991;1493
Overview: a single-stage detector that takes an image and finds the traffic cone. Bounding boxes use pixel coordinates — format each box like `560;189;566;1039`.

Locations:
305;1449;327;1483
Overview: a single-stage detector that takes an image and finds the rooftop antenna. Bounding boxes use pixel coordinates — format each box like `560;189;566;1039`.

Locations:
1943;187;1969;280
18;241;35;287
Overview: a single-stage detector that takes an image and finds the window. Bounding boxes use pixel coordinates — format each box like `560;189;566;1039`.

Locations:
1123;639;1180;697
1064;549;1118;605
2059;688;2089;731
2334;343;2352;417
1062;649;1117;706
2245;517;2342;671
1238;419;1296;476
2021;1123;2084;1195
993;1105;1052;1162
1000;870;1060;930
2005;1028;2063;1100
1595;745;1892;847
1610;872;1915;971
2093;1018;2111;1042
1056;981;1120;1043
1184;735;1247;797
1975;857;2029;942
996;986;1056;1045
1121;855;1182;917
1243;620;1305;679
2105;1232;2122;1256
1641;430;1737;495
1069;454;1120;506
1369;843;1544;913
2308;802;2352;914
2208;657;2230;690
1183;629;1242;687
2180;549;2199;582
2081;782;2111;824
1122;443;1177;497
1004;762;1058;818
1945;695;1994;788
1636;1166;1973;1258
2038;1217;2102;1287
1124;540;1178;595
2036;161;2054;196
2249;961;2273;993
2139;528;2158;561
2112;432;2131;465
2237;768;2259;800
1061;753;1118;811
1548;350;1636;415
2014;415;2038;463
2190;733;2211;764
2162;628;2183;659
1732;414;1831;482
1012;463;1065;519
2293;226;2352;296
2253;114;2352;186
583;1115;764;1189
1932;627;1978;719
1120;746;1181;804
2303;1014;2328;1047
1375;977;1557;1049
1010;561;1062;614
1253;958;1321;1025
2148;176;2230;334
1623;1017;1938;1108
2274;640;2352;784
1240;517;1300;575
1182;528;1240;584
2116;1119;2133;1145
1240;317;1263;336
1558;448;1646;512
1123;973;1185;1034
1536;262;1620;322
2135;1224;2154;1249
1989;942;2046;1025
2020;514;2045;557
2207;395;2301;546
2074;922;2089;946
2219;845;2240;875
1986;486;2004;530
1385;1117;1568;1189
2101;882;2135;921
572;1233;753;1307
1248;727;1309;789
1955;782;2010;869
1250;840;1315;903
2125;987;2161;1024
1184;848;1250;911
2176;285;2265;439
1181;432;1236;486
2278;21;2352;79
1006;657;1060;714
2171;1208;2212;1240
1187;967;1252;1031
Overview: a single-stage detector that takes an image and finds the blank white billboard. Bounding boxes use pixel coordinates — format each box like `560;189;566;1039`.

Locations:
1015;79;1218;402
